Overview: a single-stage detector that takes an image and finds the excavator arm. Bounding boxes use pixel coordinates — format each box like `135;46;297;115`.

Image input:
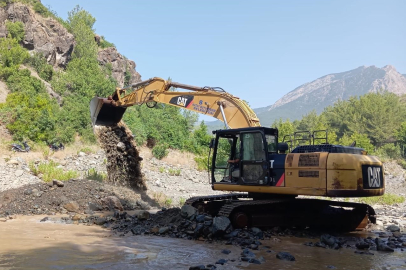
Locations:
90;77;260;129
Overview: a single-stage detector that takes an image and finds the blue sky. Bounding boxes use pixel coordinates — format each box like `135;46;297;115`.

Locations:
42;0;406;110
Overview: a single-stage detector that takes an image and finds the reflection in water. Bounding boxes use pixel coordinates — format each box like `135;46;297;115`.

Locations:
0;216;405;270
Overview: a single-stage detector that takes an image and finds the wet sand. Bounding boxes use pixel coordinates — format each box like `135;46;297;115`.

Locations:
0;216;405;270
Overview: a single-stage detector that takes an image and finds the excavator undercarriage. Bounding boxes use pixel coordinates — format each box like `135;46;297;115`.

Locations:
186;193;375;231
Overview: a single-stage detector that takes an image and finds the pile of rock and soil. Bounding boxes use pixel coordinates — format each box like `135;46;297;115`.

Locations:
0;179;154;217
94;122;146;190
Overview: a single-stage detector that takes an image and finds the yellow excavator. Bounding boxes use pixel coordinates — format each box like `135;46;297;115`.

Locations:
90;77;384;231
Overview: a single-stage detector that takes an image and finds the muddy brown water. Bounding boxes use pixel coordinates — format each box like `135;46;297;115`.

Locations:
0;216;405;270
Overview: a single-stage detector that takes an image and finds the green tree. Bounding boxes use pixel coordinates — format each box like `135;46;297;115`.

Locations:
0;37;29;79
338;132;374;153
33;2;50;16
395;122;406;146
323;92;406;147
67;5;96;32
2;92;59;142
5;21;25;42
272;118;294;142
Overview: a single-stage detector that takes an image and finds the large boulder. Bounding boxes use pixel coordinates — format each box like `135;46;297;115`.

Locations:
276;252;295;261
63;201;80;213
181;205;197;219
102;196;124;211
211;216;231;235
320;234;338;247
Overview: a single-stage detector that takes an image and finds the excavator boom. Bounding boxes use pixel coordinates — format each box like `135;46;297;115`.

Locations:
90;77;260;129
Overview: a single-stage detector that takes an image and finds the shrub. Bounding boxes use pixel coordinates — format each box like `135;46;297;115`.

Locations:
79;147;92;155
26;52;54;81
152;192;173;207
0;37;29;75
99;36;115;49
5;21;25;42
397;159;406;170
86;168;106;182
168;168;181;176
194;155;210;171
33;2;49;16
375;143;402;160
29;160;78;182
152;144;169;159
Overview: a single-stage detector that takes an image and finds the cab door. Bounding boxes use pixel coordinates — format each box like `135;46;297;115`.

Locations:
240;132;269;185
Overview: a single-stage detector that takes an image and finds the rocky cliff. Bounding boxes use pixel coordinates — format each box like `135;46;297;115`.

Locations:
0;3;73;68
97;47;141;88
255;65;406;127
0;2;140;87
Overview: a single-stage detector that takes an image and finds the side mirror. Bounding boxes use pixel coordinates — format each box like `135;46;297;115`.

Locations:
209;138;215;149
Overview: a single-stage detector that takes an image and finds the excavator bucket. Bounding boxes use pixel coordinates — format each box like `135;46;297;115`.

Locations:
90;97;127;126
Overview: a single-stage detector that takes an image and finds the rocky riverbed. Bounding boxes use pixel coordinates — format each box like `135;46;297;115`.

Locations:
0;145;406;268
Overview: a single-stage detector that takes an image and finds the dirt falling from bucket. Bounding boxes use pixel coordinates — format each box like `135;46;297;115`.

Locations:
94;121;147;190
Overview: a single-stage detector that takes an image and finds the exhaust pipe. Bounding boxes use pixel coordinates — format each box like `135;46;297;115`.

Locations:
90;97;127;126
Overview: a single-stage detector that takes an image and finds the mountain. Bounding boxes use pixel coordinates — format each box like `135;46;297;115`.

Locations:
255;65;406;126
206;65;406;130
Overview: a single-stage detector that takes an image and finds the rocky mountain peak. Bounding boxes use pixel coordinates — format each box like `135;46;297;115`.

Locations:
255;65;406;127
382;65;396;72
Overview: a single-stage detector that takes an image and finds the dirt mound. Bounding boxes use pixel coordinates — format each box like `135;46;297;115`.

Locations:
0;179;152;216
94;122;146;190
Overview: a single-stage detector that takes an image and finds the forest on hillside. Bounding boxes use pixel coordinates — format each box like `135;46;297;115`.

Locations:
0;1;405;168
0;2;211;166
273;92;406;162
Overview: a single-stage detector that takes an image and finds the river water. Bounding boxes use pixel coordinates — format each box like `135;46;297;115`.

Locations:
0;216;405;270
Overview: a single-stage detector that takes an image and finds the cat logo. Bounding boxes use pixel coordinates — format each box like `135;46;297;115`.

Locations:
177;97;188;107
367;167;381;188
169;95;194;108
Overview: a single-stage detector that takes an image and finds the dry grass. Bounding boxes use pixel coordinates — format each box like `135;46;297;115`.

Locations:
162;148;196;167
356;193;405;205
151;191;175;207
0;134;101;163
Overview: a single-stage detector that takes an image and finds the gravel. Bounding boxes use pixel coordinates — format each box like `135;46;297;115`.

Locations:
0;159;41;192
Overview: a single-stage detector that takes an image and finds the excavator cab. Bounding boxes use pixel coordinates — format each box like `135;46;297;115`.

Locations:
211;127;279;186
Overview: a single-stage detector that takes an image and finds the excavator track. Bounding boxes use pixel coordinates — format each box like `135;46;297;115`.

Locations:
185;193;249;205
186;194;376;231
185;193;250;216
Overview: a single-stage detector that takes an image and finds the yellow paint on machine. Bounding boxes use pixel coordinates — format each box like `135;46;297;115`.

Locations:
326;153;385;197
213;152;384;198
285;152;328;189
212;183;326;196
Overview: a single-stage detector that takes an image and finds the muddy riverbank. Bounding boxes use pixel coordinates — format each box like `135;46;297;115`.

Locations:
0;216;405;270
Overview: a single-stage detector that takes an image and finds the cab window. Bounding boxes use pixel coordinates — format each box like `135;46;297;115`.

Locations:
265;134;277;153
